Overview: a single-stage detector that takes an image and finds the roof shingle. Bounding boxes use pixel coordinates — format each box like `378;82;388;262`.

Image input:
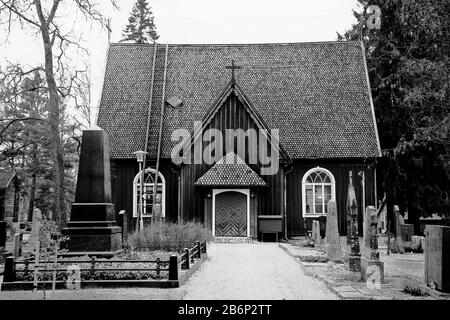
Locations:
195;152;267;187
97;41;381;160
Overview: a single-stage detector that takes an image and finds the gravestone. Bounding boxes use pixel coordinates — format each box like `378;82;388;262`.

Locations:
361;206;384;283
13;233;23;259
411;236;422;252
425;225;450;292
28;208;42;248
394;206;405;252
325;201;342;262
0;221;6;251
400;224;414;242
62;126;122;252
312;220;322;247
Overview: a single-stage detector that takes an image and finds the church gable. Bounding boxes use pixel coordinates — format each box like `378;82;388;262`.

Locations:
177;80;290;169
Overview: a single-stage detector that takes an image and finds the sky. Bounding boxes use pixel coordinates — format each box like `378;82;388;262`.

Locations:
0;0;360;121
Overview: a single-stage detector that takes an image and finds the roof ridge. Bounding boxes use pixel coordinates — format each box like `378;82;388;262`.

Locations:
109;40;360;47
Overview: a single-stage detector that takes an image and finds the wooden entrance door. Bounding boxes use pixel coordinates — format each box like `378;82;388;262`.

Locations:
215;191;247;237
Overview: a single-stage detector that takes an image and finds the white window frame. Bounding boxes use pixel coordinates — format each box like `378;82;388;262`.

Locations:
302;167;336;218
133;168;166;218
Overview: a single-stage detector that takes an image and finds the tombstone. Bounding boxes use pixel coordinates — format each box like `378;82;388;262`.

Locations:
411;236;422;252
0;221;6;251
420;236;426;252
394;205;405;252
312;220;322;247
347;171;361;272
325;201;342;262
361;206;384;283
13;233;23;259
394;205;404;236
425;225;450;293
62;126;122;252
28;208;42;247
400;224;414;242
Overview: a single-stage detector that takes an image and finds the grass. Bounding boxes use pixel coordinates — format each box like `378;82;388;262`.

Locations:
128;221;213;253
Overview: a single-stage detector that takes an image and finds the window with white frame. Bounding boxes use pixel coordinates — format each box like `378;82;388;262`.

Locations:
302;167;335;217
133;168;166;218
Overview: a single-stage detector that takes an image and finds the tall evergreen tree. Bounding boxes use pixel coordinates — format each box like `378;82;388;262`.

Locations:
338;0;450;231
121;0;159;44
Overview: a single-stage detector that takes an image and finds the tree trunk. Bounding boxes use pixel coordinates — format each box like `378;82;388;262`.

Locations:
39;22;66;227
27;171;36;222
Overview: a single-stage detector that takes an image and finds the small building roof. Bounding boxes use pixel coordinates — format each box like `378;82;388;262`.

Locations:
195;152;267;187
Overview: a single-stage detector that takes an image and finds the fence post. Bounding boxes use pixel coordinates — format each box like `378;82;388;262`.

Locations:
203;241;207;255
183;248;190;269
195;241;201;258
4;256;16;282
168;255;178;281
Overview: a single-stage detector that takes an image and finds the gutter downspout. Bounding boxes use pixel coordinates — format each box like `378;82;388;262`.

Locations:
284;165;294;240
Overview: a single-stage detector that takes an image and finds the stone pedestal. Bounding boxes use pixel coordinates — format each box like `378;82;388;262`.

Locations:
425;225;450;292
62;126;122;252
325;201;342;262
361;206;384;283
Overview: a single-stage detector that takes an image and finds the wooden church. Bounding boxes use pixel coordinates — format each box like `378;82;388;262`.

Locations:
96;41;381;239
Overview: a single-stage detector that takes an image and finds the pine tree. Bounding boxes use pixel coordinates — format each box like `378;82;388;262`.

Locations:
121;0;159;44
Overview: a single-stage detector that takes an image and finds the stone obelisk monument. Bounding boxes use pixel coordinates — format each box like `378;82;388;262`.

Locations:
62;126;121;252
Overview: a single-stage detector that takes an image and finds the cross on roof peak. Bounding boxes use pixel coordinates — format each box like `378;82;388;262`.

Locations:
225;59;242;82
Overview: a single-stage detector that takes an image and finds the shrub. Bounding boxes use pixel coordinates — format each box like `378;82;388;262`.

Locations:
128;221;213;252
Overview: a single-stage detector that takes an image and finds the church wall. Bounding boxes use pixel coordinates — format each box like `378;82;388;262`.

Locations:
110;159;179;233
286;159;377;236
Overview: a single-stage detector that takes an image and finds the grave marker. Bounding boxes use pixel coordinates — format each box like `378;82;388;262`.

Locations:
361;206;384;283
400;224;414;242
29;208;42;247
425;225;450;293
312;220;322;247
62;126;122;252
13;233;23;259
325;201;342;262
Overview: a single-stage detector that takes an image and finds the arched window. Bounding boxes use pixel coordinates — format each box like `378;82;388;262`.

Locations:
133;168;166;218
302;167;335;217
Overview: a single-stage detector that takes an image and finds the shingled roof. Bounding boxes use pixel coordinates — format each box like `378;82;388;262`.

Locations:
97;41;381;160
195;152;267;187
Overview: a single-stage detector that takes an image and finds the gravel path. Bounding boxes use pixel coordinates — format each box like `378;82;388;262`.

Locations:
182;243;338;300
0;243;338;300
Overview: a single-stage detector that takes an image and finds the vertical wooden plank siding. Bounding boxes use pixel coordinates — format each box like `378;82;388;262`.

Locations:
286;160;376;236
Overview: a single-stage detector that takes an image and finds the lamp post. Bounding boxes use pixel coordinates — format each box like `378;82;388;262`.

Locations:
133;150;148;232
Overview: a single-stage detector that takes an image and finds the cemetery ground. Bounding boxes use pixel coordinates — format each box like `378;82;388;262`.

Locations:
282;236;450;300
1;235;449;300
0;242;337;300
